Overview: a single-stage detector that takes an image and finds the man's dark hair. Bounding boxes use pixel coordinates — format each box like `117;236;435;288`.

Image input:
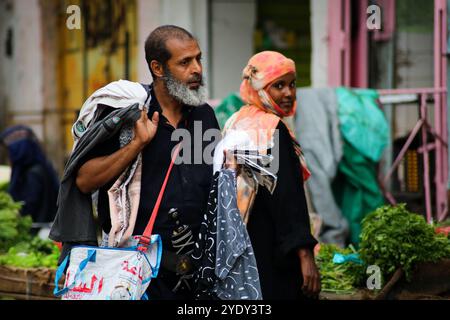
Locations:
145;25;196;79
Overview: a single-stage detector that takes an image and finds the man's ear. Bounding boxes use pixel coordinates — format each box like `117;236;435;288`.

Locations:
150;60;164;78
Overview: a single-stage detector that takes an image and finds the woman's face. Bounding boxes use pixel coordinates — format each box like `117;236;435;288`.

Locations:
266;72;296;115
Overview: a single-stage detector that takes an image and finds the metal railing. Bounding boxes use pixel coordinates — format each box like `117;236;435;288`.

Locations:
378;87;448;223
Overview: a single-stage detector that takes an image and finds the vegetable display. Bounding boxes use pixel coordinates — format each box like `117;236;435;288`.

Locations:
315;244;366;293
359;204;450;281
0;238;59;269
317;204;450;294
0;191;59;269
0;182;8;193
0;192;32;251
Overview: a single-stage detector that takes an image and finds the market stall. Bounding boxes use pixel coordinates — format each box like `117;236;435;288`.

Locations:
0;191;61;300
316;204;450;300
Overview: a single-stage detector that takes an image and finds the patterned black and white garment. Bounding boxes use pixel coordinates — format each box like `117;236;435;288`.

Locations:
192;169;262;300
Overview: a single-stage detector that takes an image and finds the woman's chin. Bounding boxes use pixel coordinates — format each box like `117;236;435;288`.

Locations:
280;106;293;115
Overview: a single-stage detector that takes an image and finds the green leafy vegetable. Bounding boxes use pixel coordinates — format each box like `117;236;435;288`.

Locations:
0;191;59;269
359;204;450;282
0;182;9;193
0;239;60;269
0;192;32;251
315;244;366;293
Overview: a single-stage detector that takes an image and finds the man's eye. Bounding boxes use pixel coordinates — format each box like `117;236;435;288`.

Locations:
290;82;296;88
181;60;188;66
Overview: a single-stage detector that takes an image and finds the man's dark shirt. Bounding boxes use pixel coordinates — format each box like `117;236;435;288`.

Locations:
83;85;220;250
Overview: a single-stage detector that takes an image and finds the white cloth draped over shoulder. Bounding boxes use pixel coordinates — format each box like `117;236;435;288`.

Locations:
71;79;151;248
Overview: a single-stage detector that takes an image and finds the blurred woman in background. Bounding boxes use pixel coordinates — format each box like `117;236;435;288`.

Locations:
0;125;59;228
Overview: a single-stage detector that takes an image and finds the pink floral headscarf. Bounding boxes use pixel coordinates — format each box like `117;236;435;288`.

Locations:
240;51;297;117
225;51;311;181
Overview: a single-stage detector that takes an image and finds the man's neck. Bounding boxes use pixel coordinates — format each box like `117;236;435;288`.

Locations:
153;81;183;127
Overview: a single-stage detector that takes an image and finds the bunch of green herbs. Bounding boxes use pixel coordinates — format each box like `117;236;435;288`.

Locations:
359;204;450;281
315;244;366;293
0;191;59;269
0;192;32;251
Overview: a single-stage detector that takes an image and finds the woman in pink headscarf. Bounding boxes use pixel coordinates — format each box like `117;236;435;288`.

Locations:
224;51;321;299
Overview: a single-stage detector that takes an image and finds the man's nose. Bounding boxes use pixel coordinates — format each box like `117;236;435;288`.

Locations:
191;59;202;75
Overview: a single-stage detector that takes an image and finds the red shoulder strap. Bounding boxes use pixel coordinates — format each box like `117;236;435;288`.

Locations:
138;143;181;250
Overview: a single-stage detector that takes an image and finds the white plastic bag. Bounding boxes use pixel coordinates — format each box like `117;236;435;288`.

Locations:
54;235;161;300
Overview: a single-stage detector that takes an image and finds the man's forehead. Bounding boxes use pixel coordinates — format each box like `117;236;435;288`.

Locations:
166;37;201;59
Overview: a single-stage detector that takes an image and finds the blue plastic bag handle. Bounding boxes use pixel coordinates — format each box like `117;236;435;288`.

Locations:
54;249;97;297
332;252;364;265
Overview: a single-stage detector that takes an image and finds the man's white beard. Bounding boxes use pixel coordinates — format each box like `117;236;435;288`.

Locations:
162;71;207;107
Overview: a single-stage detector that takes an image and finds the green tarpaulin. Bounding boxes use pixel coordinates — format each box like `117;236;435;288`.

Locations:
214;92;244;129
333;87;389;245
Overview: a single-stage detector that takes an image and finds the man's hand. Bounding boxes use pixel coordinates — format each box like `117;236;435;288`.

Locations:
298;248;321;298
76;110;158;194
132;110;159;148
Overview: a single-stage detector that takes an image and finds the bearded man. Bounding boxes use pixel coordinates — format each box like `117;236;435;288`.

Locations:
74;25;220;299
